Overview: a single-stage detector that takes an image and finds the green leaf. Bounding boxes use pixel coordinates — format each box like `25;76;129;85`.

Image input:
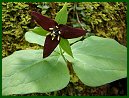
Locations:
68;37;82;44
31;27;48;36
71;36;127;87
59;38;73;57
2;50;70;95
55;3;68;24
25;31;45;46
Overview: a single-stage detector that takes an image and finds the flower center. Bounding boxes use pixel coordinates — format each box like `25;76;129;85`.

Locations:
52;29;60;36
48;26;61;40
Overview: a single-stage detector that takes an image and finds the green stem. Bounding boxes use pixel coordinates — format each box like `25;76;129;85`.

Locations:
59;46;75;76
59;46;67;63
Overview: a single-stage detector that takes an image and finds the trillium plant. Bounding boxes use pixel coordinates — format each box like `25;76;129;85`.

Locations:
2;3;127;95
31;11;85;58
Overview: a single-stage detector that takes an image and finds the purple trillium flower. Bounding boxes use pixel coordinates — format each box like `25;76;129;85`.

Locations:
31;11;86;58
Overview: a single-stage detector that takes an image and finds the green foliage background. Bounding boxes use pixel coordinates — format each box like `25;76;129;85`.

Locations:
2;2;127;96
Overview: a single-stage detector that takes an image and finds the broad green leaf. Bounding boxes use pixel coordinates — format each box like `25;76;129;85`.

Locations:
2;50;70;95
31;27;48;36
71;36;127;87
59;38;73;57
25;31;45;46
55;3;68;24
68;37;82;44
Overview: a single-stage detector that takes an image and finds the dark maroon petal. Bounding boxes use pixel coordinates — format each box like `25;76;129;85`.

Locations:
59;25;86;39
31;11;58;31
43;35;60;58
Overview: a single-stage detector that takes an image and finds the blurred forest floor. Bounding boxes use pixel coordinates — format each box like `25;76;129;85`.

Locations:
2;2;127;96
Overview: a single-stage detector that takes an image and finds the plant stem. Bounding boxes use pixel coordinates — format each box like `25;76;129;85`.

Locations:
74;3;85;30
59;46;67;63
59;46;75;76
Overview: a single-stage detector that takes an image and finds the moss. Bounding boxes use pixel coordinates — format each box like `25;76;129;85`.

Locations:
2;2;41;57
78;2;127;46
